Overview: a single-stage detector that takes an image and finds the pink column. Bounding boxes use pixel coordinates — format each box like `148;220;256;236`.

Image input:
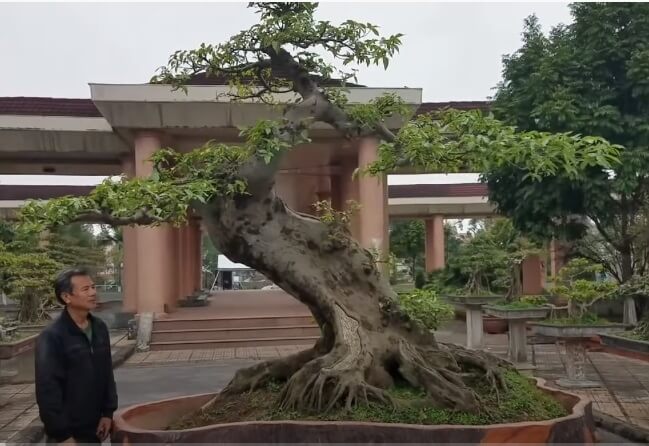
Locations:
522;255;546;295
357;138;389;256
121;155;138;313
425;216;445;272
191;220;203;291
167;227;180;311
176;225;189;298
134;132;176;316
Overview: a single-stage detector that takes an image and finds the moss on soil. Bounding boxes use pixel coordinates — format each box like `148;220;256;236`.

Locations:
169;371;567;430
489;302;546;310
542;315;614;326
618;330;649;342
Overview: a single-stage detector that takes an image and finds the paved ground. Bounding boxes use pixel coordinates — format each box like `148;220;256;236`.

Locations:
171;290;311;319
126;344;309;365
115;359;256;407
3;319;649;443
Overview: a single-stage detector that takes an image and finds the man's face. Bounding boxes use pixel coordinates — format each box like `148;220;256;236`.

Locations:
63;275;98;311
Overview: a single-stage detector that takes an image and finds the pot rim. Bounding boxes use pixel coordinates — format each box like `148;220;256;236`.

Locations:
113;377;590;435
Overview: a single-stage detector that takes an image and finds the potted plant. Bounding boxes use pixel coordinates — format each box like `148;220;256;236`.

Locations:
530;258;621;387
0;240;63;362
16;2;623;442
443;226;509;339
478;224;553;363
537;259;620;331
599;274;649;354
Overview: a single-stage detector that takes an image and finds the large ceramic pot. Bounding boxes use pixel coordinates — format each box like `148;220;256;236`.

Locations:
483;316;508;334
0;333;39;360
600;332;649;354
112;378;595;444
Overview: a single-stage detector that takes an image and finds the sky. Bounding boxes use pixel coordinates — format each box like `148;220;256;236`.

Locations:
0;2;572;186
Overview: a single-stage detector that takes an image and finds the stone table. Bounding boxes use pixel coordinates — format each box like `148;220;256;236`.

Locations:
484;306;548;365
530;322;627;388
448;296;501;350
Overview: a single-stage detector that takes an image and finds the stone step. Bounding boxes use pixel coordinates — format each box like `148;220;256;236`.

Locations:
149;336;319;351
153;315;315;331
151;325;321;342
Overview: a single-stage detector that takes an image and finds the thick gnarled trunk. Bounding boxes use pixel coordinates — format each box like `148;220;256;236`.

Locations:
198;187;507;413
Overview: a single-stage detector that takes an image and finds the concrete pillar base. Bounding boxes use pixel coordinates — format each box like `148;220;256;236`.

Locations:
556;339;601;389
135;312;154;353
466;305;484;349
508;320;528;363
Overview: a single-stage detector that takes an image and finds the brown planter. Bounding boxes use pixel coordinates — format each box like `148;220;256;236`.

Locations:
0;333;39;360
483;316;508;334
112;378;595;444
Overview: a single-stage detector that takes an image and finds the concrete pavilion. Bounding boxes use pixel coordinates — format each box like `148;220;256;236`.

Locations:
0;85;555;319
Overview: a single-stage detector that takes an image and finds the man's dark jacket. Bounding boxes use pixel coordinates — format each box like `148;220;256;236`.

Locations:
35;310;117;442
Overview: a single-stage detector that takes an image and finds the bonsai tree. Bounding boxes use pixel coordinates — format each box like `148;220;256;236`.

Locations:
447;218;542;301
550;258;617;323
19;3;621;414
0;242;62;322
487;219;543;302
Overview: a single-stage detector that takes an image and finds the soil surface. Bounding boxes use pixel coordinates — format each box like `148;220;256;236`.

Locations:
169;371;567;430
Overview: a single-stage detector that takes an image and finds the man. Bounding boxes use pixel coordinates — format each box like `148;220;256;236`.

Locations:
35;268;117;444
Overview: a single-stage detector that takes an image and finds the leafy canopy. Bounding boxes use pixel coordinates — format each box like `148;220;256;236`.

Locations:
18;2;621;238
489;4;649;281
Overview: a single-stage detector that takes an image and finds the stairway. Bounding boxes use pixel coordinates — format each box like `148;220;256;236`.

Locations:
150;315;320;350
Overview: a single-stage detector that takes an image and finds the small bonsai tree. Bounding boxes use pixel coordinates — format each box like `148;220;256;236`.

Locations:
18;2;621;415
0;243;62;322
452;229;506;297
550;258;617;323
0;241;63;322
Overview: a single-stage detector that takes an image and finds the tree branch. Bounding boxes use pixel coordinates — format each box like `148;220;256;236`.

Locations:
72;210;165;227
266;48;397;142
590;215;622;250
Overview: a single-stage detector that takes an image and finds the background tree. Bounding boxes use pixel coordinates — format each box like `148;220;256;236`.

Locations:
0;230;62;322
19;3;620;414
489;4;649;290
45;224;109;281
389;220;463;282
389;220;424;279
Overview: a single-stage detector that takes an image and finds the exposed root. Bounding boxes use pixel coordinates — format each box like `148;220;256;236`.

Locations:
444;343;509;390
279;360;392;413
222;343;324;396
278;305;392;414
397;340;478;411
396;340;509;413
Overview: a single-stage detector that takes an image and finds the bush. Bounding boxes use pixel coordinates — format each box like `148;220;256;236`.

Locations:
414;270;426;289
398;289;454;331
